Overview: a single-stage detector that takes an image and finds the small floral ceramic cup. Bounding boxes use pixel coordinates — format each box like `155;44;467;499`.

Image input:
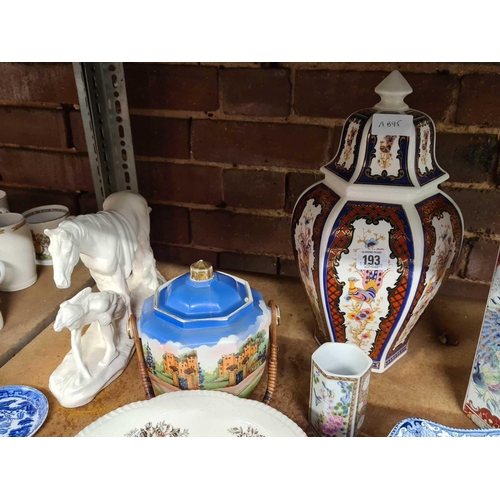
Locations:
309;342;372;437
22;205;69;265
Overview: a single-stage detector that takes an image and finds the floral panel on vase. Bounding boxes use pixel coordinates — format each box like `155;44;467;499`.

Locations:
387;194;463;361
464;246;500;429
324;201;414;371
310;363;357;437
292;183;341;345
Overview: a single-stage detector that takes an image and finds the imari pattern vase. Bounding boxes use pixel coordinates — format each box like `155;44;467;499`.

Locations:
292;71;464;373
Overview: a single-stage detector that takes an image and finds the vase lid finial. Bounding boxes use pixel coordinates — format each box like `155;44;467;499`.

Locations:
373;70;413;111
190;260;214;281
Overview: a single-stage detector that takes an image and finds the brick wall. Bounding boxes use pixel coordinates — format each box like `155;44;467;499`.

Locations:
1;62;500;288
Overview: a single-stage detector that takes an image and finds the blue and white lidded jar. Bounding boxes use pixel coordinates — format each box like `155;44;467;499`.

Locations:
139;260;275;398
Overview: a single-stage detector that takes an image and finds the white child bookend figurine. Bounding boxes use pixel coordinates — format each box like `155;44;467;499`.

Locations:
49;288;128;407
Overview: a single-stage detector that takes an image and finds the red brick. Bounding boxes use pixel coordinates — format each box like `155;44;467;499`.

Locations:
78;193;98;214
0;63;78;104
0;148;92;192
278;258;300;278
192;120;330;169
191;210;293;255
436;133;498;184
457;75;500;126
137;162;223;205
295;70;457;122
442;188;500;234
131;115;190;159
151;243;219;267
70;111;87;151
285;171;324;213
221;68;290;116
0;186;79;214
149;204;190;245
223;169;285;209
404;73;457;122
125;64;219;111
295;71;386;118
0;107;67;148
328;127;343;160
465;239;499;282
219;252;278;275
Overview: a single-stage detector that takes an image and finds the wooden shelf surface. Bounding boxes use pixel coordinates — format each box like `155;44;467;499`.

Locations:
0;262;485;436
0;263;94;368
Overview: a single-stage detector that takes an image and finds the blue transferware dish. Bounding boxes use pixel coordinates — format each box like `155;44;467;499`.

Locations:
139;260;277;399
388;417;500;437
0;385;49;437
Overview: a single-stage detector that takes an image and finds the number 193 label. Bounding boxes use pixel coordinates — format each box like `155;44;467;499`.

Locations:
356;250;390;270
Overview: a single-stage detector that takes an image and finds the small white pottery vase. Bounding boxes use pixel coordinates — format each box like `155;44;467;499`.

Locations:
23;205;70;265
310;342;372;437
0;211;37;292
0;260;5;330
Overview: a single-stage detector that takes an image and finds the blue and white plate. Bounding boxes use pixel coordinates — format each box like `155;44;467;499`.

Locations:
388;417;500;437
0;385;49;437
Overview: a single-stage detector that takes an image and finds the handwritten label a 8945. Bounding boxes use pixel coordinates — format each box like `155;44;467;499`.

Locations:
372;114;413;136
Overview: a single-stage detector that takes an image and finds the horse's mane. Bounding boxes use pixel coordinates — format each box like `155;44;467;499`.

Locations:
58;218;81;237
56;210;137;276
60;213;108;238
59;212;127;245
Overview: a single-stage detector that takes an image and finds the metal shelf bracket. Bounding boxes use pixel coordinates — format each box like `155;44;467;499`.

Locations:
73;62;138;210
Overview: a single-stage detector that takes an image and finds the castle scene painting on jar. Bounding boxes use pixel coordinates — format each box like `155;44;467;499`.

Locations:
140;293;271;398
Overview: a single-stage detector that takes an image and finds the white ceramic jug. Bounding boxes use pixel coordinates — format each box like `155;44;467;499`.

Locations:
0;209;37;292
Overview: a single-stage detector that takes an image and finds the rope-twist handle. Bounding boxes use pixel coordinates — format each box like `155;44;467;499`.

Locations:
263;300;279;405
129;314;155;400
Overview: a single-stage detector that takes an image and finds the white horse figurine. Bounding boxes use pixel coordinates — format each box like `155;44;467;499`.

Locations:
45;191;160;314
54;287;126;378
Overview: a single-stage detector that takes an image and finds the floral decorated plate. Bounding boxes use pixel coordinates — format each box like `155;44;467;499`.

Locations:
0;385;49;437
76;390;307;437
388;417;500;437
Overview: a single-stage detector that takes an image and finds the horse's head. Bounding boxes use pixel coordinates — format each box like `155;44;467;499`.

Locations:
54;287;92;331
45;226;80;289
54;302;84;332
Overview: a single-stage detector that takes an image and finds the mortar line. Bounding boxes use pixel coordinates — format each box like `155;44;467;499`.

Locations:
148;199;291;217
134;155;329;174
150;240;295;260
134;61;500;76
128;108;500;135
0;143;89;155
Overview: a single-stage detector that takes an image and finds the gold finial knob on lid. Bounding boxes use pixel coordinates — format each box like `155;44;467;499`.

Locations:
190;260;214;281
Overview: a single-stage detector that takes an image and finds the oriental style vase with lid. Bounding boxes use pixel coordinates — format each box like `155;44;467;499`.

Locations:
139;260;277;397
292;70;463;372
